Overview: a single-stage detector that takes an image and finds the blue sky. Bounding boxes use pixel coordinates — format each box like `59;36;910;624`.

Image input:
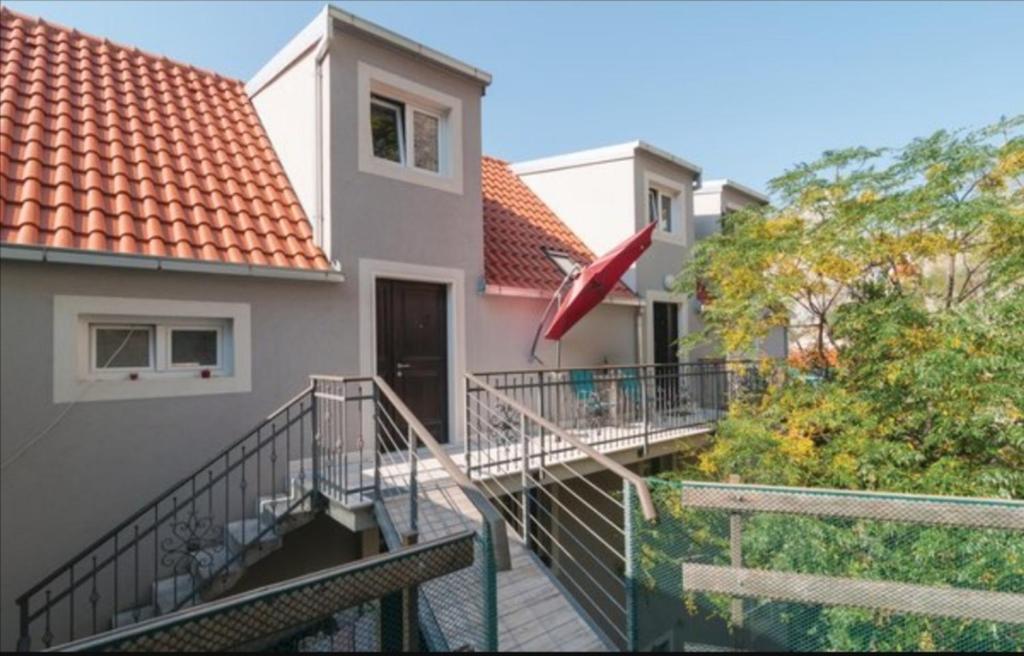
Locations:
7;1;1023;189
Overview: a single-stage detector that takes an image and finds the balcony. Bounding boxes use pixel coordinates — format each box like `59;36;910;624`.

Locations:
464;361;765;478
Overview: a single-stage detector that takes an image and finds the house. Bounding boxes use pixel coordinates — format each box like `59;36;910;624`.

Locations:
1;5;777;651
693;178;788;359
512;144;786;363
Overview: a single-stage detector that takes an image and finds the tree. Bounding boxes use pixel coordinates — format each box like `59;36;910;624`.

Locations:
678;116;1024;499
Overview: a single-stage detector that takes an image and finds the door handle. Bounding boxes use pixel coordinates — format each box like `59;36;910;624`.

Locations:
396;362;412;369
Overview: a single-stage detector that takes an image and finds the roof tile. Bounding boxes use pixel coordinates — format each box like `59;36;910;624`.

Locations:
0;8;329;271
481;156;632;297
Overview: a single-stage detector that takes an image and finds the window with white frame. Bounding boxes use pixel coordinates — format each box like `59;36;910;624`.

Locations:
88;319;228;379
54;296;252;403
369;93;444;174
91;324;154;371
648;186;675;233
358;62;464;194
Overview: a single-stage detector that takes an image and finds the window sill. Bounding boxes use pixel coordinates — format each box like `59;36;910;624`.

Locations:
652;231;687;247
63;374;251;403
360;152;462;194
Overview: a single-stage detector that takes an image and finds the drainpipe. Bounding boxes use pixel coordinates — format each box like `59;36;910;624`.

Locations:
313;16;333;252
635;303;645;364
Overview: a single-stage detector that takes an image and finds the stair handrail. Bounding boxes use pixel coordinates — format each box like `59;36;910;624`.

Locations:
17;384;318;650
16;384;315;608
465;372;658;522
372;376;512;571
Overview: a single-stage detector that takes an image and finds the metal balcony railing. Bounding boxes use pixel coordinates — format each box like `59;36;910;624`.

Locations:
18;376;505;652
469;360;765;457
463;372;658;650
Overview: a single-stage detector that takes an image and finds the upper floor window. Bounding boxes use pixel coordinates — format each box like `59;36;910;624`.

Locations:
370;95;442;174
644;172;687;245
648;187;674;233
358;62;464;194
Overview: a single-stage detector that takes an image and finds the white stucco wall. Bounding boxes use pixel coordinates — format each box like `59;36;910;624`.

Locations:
514;158;636;261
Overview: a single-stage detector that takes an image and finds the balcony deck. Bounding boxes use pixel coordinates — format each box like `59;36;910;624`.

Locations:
285;412;716;652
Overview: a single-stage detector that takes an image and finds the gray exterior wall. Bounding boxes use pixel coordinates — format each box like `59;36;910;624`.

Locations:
631;150;696;296
0;260;346;648
0;23;643;646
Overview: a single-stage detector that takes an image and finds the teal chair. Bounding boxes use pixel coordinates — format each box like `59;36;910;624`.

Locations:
617;367;642;403
568;369;610;428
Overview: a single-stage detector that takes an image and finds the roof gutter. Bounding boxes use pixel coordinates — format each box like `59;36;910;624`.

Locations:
484;283;642;307
0;244;345;282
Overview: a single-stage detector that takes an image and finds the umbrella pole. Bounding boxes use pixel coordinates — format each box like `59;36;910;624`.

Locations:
528;267;579;364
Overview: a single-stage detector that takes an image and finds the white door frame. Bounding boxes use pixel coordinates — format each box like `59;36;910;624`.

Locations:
358;258;466;449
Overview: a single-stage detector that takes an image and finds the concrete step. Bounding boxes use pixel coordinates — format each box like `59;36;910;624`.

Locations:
112;604;155;629
153;573;199;615
257;487;313;525
151;547;239;614
225;518;282;555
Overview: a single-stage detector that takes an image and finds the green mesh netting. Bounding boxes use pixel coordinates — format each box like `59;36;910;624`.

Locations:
627;478;1024;652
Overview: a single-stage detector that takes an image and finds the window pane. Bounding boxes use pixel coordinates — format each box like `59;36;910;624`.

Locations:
648;188;659;224
370;98;403;163
171;330;219;367
413;111;439;172
95;327;151;369
660;194;672;232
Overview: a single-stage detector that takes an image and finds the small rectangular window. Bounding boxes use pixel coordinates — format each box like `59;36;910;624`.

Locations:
170;328;220;368
93;325;153;370
370;95;404;163
413;110;440;172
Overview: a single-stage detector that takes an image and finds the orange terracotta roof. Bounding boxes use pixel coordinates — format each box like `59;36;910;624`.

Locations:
0;8;330;271
482;156;633;297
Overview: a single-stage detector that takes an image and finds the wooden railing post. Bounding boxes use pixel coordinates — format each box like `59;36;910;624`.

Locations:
729;474;744;643
400;531;420;652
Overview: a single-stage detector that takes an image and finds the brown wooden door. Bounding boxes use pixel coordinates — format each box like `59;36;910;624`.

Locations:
653;301;680;365
376;279;449;444
653;301;680;402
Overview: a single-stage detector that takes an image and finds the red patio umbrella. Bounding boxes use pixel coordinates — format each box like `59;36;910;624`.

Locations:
545;221;655;340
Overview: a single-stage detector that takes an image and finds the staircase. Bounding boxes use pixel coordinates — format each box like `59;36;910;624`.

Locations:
16;386;323;651
17;367;690;651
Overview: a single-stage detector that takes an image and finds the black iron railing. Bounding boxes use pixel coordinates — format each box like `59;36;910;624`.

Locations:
466;361;763;470
16;385;319;651
18;375;505;652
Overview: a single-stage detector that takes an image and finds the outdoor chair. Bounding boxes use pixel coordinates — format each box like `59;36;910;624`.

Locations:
616;367;643;422
568;369;612;430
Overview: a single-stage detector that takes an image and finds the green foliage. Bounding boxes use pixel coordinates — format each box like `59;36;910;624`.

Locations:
648;118;1024;650
678;116;1024;499
635;480;1024;652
